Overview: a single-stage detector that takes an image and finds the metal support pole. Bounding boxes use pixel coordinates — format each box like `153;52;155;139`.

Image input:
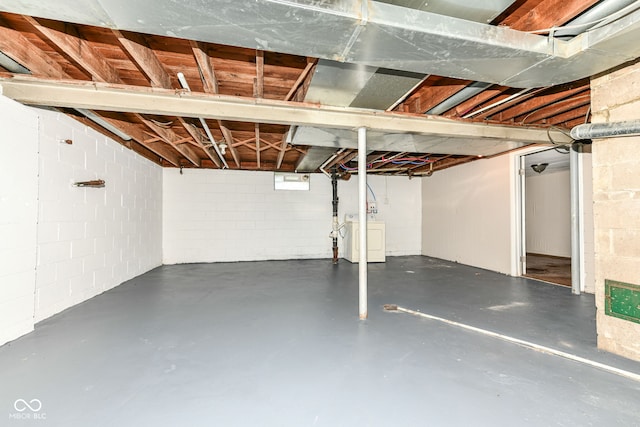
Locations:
570;145;581;295
331;167;339;264
358;127;368;319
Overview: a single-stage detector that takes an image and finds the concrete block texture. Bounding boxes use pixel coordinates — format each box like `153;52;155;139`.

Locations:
34;108;163;323
591;61;640;113
163;169;422;264
596;311;640;361
591;61;640;361
0;95;39;346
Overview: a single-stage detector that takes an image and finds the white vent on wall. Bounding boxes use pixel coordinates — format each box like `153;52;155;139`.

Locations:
274;172;310;191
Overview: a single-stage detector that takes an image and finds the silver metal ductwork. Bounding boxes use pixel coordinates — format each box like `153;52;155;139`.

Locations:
305;61;426;110
0;52;31;74
290;126;529;157
377;0;518;23
1;0;640;88
570;120;640;139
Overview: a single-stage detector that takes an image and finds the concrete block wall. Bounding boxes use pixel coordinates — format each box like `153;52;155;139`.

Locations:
590;61;640;361
338;174;422;256
0;96;39;346
34;109;163;322
163;169;422;263
163;169;334;262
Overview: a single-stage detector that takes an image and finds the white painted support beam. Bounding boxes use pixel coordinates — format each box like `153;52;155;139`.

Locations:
0;77;573;145
358;127;368;320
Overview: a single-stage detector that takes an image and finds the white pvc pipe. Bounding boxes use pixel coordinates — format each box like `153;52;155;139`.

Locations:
319;148;346;178
177;72;228;168
358;127;368;320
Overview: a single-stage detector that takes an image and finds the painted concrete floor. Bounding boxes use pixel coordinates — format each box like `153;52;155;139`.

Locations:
1;256;640;426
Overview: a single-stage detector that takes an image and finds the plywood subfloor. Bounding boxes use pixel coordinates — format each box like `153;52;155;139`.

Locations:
525;253;572;287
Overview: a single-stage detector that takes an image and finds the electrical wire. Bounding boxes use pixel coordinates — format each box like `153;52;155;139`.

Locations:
339;155;434;171
339;163;366;171
527;18;610;35
150;119;173;127
584;106;591;124
366;183;376;201
546;126;572;154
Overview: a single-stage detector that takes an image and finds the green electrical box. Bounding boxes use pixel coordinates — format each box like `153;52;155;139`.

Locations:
605;279;640;324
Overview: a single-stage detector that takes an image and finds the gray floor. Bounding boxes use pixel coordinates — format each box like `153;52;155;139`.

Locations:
1;256;640;426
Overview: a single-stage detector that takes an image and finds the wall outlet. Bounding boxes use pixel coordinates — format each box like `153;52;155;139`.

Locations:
367;201;378;214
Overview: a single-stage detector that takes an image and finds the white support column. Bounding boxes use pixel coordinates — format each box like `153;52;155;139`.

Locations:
570;146;581;295
358;127;368;319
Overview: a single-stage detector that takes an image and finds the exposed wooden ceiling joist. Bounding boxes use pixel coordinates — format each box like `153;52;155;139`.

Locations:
496;81;589;121
275;130;290;170
190;41;218;94
0;20;67;78
114;30;172;89
219;124;240;168
255;50;264;99
136;114;201;167
505;0;601;31
520;93;590;124
178;117;221;168
99;113;182;166
24;16;123;83
255;123;261;169
285;59;316;102
400;77;472;114
0;16;185;168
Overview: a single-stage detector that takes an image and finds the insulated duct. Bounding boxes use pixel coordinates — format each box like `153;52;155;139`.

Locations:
1;0;640;88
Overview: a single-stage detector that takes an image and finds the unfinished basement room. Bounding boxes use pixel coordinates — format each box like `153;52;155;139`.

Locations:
1;0;640;425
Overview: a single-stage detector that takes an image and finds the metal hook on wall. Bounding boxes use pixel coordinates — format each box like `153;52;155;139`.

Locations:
73;179;105;188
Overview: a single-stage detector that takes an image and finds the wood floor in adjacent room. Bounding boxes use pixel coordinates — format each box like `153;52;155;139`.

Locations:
525;253;572;287
1;256;638;426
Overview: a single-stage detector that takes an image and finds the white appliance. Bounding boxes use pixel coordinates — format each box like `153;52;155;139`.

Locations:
343;220;386;263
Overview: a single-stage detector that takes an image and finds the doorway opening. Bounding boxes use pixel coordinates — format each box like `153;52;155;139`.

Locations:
520;148;572;287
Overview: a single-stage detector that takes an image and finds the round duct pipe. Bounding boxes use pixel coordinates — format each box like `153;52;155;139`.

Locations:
570;120;640;140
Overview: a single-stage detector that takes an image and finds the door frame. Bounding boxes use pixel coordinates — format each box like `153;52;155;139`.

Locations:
513;146;584;293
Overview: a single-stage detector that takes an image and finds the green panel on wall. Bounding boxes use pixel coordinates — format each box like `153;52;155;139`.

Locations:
605;280;640;324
